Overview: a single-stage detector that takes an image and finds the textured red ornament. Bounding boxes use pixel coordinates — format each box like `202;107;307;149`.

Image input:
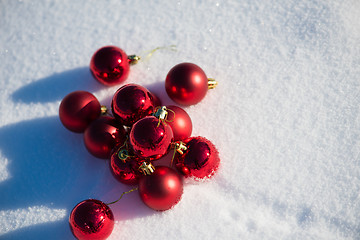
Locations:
109;143;143;185
174;136;220;179
90;46;130;86
111;84;158;126
130;116;173;160
166;105;192;141
139;166;183;211
84;116;127;159
59;91;101;133
165;62;209;105
69;199;114;240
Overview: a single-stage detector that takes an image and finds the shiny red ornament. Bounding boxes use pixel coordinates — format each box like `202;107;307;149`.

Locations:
59;91;101;133
111;84;158;126
174;136;220;179
166;105;192;141
69;199;114;240
84;116;126;159
90;46;130;86
110;143;143;185
165;62;214;105
151;92;162;108
139;166;183;211
130;116;173;160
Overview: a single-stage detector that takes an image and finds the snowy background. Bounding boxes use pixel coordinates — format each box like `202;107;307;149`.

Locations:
1;0;360;239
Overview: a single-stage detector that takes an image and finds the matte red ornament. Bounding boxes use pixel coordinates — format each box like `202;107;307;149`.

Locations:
110;142;143;185
165;62;216;105
130;116;173;160
69;199;114;240
59;91;101;133
139;166;183;211
84;116;126;159
111;84;158;126
166;105;192;141
90;46;130;86
174;136;220;179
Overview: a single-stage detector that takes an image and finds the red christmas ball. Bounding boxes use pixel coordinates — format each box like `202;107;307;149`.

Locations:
110;143;143;185
90;46;130;86
69;199;114;240
139;166;183;211
84;116;127;159
129;116;173;160
174;137;220;179
166;105;192;141
111;84;158;126
151;92;162;108
165;62;209;105
59;91;101;133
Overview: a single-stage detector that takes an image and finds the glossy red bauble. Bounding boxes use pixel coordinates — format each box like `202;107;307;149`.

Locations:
59;91;101;133
166;105;192;141
90;46;130;86
130;116;173;160
165;62;209;105
151;92;162;108
111;84;159;126
110;144;143;185
139;166;183;211
84;116;126;159
69;199;114;240
174;136;220;179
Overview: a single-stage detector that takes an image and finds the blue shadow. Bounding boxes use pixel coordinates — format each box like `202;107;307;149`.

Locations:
11;67;105;104
0;116;154;239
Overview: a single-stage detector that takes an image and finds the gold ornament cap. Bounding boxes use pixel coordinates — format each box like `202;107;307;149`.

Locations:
101;105;108;115
154;106;169;121
174;141;187;155
128;55;141;65
139;162;155;175
208;78;218;89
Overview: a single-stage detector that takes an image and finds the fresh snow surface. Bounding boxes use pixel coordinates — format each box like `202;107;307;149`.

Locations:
1;0;360;239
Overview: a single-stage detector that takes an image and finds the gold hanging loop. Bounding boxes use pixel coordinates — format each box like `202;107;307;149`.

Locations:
105;187;138;205
127;45;176;65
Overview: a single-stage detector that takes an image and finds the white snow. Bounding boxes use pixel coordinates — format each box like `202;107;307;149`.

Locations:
0;0;359;239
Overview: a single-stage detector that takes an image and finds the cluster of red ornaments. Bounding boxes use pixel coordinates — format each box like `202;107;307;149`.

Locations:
60;46;220;240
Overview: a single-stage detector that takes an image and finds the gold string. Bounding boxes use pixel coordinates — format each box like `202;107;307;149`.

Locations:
105;187;138;205
141;45;177;62
165;108;176;123
128;45;177;65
